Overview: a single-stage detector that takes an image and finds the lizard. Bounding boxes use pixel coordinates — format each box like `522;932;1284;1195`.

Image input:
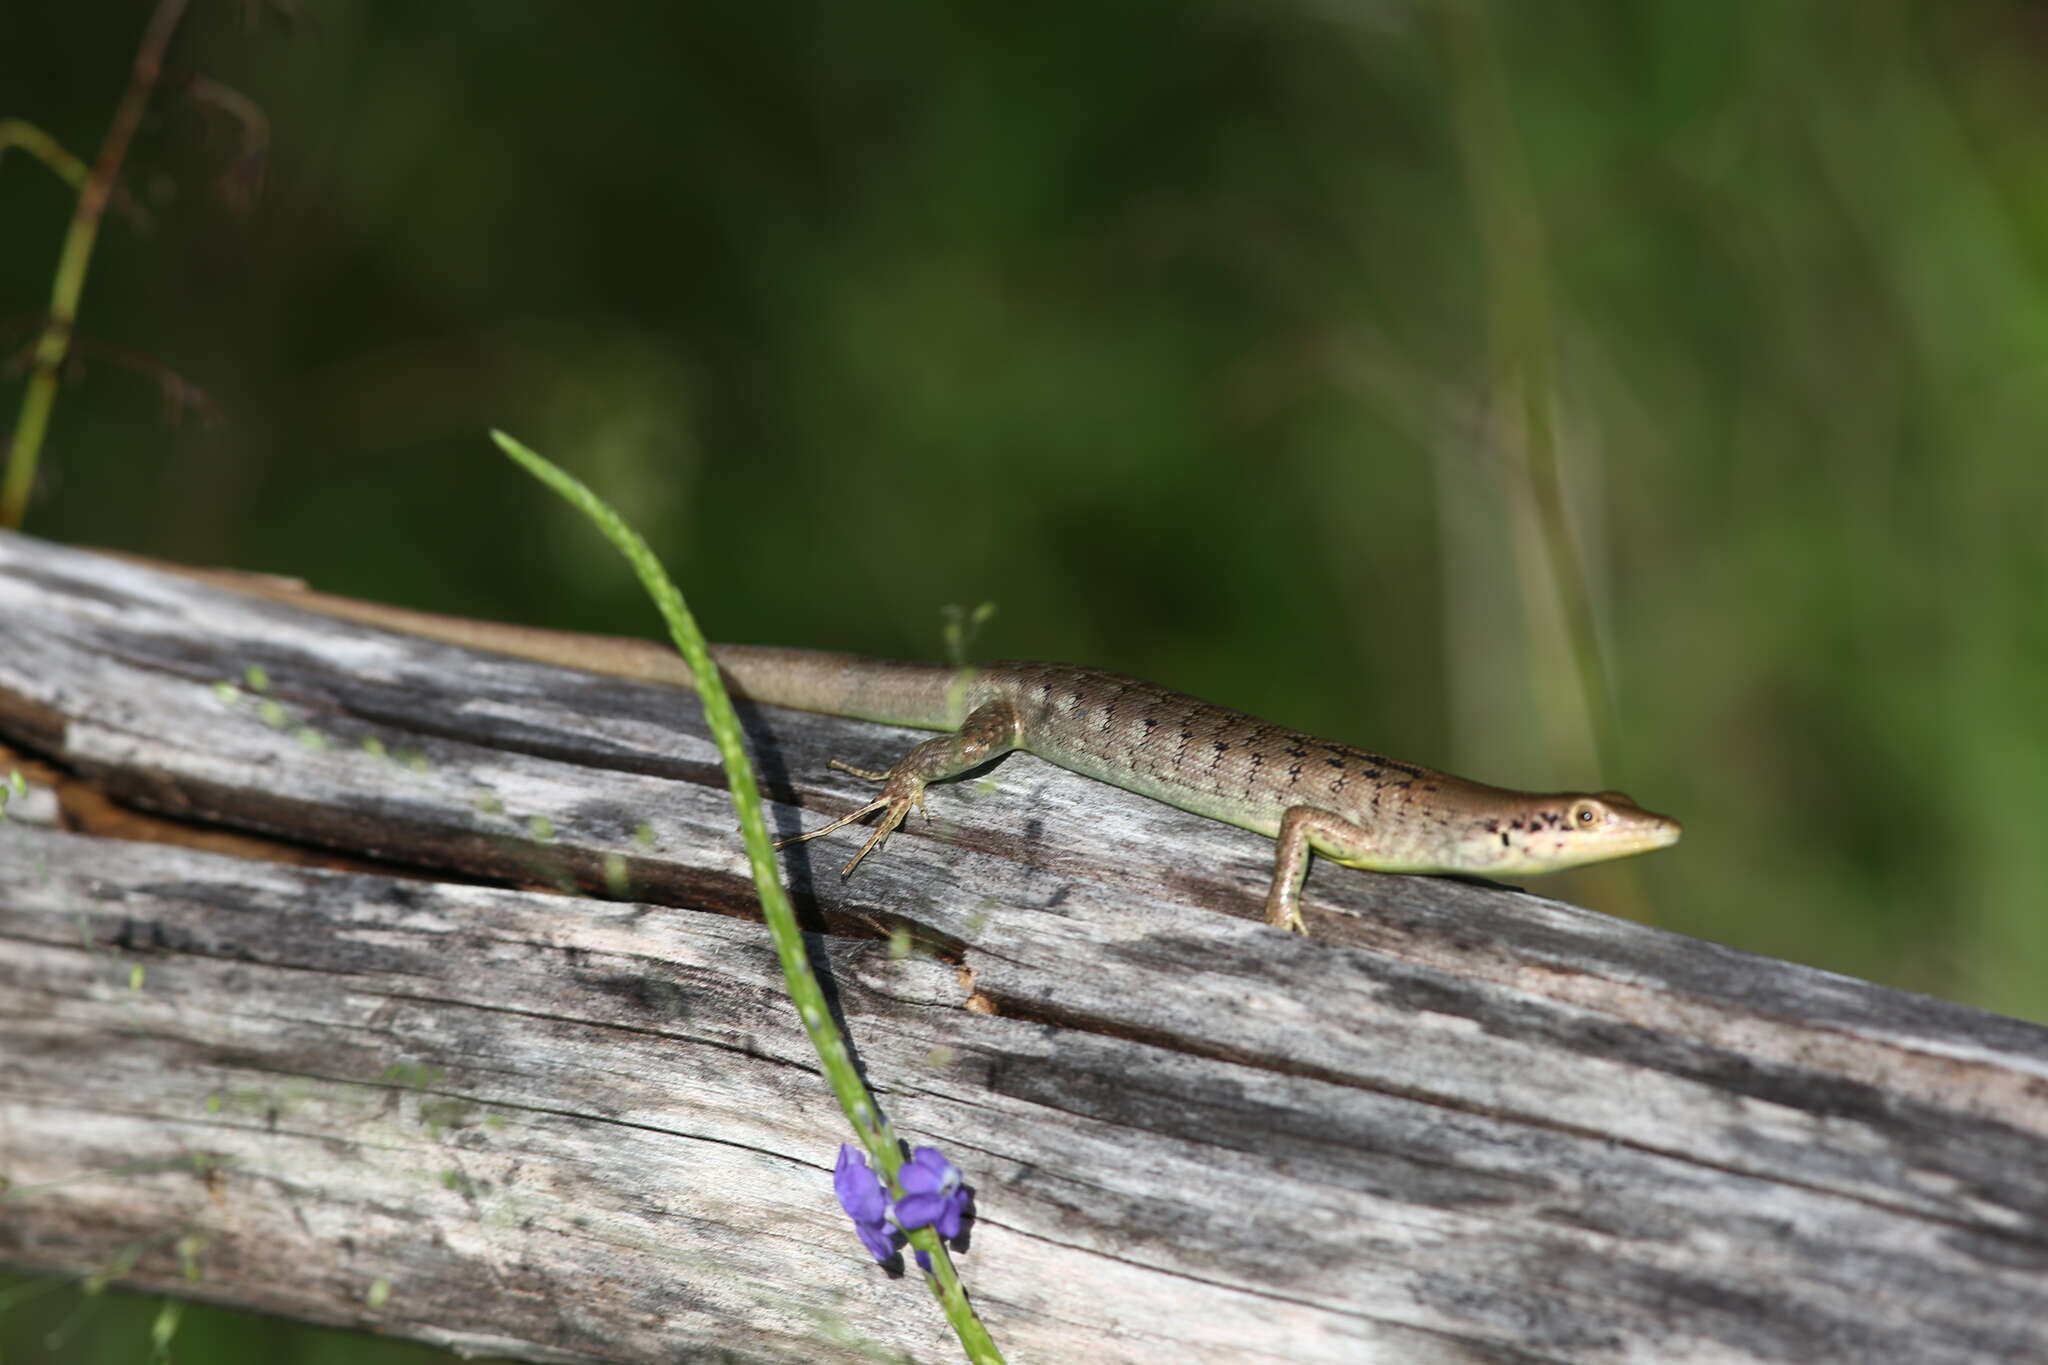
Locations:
128;557;1682;932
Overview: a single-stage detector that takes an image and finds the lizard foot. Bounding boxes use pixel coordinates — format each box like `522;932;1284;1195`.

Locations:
776;765;930;878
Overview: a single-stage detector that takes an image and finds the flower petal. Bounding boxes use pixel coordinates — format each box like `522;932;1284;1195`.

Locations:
854;1217;901;1264
900;1146;960;1197
833;1144;888;1224
934;1192;968;1241
893;1190;947;1231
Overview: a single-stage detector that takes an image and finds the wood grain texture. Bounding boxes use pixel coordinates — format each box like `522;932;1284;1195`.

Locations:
3;531;2046;1364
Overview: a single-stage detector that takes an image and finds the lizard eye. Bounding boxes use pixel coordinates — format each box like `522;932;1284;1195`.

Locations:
1571;800;1603;827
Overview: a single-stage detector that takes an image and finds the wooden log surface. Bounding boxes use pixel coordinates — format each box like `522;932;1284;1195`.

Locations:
2;529;2046;1364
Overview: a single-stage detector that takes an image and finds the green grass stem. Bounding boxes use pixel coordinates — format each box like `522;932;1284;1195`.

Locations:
489;430;1005;1364
1;0;188;529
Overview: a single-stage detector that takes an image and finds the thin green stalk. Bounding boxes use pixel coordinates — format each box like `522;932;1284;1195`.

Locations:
2;0;189;529
489;431;1005;1364
1441;0;1621;778
0;118;94;189
1443;0;1650;919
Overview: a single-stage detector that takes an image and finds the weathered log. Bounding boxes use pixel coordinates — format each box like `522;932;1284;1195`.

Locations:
2;531;2044;1364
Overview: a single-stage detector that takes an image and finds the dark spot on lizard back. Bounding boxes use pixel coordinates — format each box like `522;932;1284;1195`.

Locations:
1361;754;1424;780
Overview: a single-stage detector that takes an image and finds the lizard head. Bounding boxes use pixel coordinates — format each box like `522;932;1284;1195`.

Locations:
1474;789;1682;876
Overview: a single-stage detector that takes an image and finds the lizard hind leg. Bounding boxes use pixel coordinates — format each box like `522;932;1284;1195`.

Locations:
775;699;1023;880
774;767;929;878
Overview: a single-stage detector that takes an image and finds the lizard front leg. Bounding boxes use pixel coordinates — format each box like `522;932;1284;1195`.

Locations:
1265;805;1381;934
778;699;1023;877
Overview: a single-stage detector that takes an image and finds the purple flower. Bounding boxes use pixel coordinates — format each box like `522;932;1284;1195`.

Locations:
832;1142;975;1273
833;1144;901;1264
892;1145;971;1242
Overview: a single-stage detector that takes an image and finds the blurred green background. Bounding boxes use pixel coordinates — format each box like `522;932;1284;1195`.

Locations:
4;0;2046;1354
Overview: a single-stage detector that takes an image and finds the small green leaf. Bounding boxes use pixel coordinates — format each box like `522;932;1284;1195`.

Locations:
175;1234;206;1282
379;1061;445;1090
941;601;999;666
150;1297;183;1357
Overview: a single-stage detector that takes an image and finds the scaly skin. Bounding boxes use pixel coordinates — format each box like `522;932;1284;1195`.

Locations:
127;559;1683;932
